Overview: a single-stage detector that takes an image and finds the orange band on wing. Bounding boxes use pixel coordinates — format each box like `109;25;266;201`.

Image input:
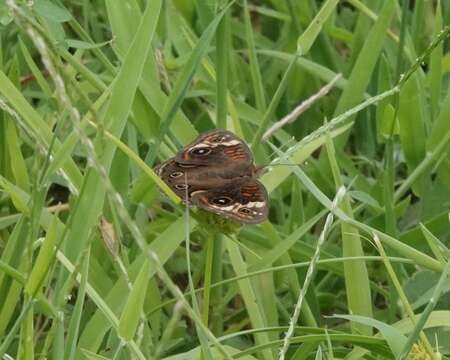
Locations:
224;145;247;160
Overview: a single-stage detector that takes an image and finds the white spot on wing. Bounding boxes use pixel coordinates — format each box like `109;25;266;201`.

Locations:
245;201;266;208
190;143;211;149
156;162;167;176
220;139;241;146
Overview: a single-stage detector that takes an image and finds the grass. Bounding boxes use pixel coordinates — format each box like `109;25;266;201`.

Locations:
0;0;450;359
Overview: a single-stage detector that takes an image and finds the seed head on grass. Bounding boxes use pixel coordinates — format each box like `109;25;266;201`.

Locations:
279;186;346;359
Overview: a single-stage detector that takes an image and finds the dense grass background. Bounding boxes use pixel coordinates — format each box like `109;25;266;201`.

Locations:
0;0;450;359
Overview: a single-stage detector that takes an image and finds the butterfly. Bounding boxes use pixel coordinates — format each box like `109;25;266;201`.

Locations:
155;129;268;224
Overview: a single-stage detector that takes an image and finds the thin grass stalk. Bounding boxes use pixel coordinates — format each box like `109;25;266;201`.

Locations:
296;0;339;56
372;235;436;359
279;186;346;360
262;73;342;140
202;234;215;326
0;260;27;283
383;135;398;325
199;234;215;360
420;223;447;265
325;130;373;335
258;222;319;329
225;240;273;360
153;301;184;359
147;255;413;317
19;181;47;358
236;333;385;359
345;0;399;44
274;86;400;162
210;233;224;335
18;37;52;96
0;300;35;358
51;312;64;360
148;251;234;360
243;0;266;112
64;247;90;360
398;257;450;359
251;50;300;149
117;260;152;344
184;183;214;360
324;328;334;359
67;18;116;74
383;51;401;236
216;12;229;129
398;26;450;87
430;0;443;120
383;0;410;237
394;131;450;202
17;297;33;359
285;0;301;34
111;341;124;360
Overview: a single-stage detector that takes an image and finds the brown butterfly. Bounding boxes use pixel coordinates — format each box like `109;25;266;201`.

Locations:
155;129;268;224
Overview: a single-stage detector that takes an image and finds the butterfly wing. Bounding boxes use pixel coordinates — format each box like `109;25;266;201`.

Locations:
190;177;268;224
174;129;253;171
155;159;230;201
155;129;268;224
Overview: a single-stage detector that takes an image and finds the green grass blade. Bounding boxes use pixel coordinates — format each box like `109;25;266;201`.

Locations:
251;51;299;149
325;133;373;335
216;12;229;129
297;0;339;56
226;240;272;360
118;259;151;341
62;0;162;262
64;248;90;360
331;314;407;357
397;74;427;195
334;0;395;117
243;0;266;112
0;70;83;190
154;3;234;160
429;1;443;119
24;214;59;296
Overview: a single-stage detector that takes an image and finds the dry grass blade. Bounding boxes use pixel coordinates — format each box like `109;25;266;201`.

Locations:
263;73;342;140
279;187;346;359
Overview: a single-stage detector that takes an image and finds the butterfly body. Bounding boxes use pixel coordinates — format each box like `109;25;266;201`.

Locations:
155;130;268;224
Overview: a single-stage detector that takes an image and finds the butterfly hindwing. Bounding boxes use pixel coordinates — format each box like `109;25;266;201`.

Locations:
190;178;268;224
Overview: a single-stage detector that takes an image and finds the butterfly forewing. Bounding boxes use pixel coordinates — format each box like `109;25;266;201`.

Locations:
175;129;253;170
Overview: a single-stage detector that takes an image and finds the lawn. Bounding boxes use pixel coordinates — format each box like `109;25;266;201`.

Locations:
0;0;450;359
